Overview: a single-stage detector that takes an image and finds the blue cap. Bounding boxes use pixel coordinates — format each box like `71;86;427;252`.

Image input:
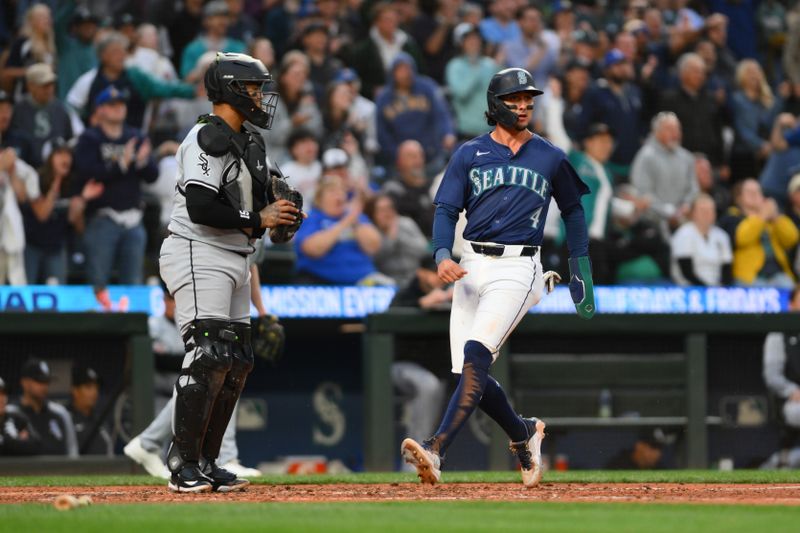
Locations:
334;68;358;83
95;85;128;106
603;48;626;69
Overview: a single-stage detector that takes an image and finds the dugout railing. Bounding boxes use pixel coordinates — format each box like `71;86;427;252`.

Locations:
362;310;800;471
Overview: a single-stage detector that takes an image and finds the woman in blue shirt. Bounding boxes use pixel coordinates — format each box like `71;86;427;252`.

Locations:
294;176;388;285
730;59;783;182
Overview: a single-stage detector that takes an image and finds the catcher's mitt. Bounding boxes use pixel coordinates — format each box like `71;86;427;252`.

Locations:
251;314;285;364
269;174;304;244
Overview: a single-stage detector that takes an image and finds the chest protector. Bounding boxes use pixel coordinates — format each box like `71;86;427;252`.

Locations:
197;114;275;238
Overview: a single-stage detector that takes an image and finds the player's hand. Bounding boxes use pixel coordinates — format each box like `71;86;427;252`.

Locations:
789;390;800;403
259;199;299;228
543;270;561;294
437;258;467;283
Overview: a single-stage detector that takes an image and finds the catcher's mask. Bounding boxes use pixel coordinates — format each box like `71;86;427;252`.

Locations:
485;67;543;129
205;52;279;129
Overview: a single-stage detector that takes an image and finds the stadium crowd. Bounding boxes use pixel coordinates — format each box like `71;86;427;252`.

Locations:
0;0;799;300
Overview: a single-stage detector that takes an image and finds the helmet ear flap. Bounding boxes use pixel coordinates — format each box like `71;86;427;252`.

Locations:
486;92;519;129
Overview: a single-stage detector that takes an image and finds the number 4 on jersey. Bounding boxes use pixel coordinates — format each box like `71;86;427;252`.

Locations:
530;206;543;229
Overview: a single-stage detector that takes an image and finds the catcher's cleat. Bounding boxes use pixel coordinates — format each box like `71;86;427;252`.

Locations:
203;461;250;492
401;438;441;485
167;463;214;493
510;417;546;488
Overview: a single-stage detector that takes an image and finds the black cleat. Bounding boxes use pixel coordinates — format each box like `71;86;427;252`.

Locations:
168;463;214;493
203;461;250;492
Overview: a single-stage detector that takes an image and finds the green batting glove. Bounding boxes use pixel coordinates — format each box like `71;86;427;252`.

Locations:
568;256;595;320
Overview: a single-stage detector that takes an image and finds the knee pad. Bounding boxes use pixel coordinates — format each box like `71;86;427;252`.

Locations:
228;322;255;385
464;340;492;372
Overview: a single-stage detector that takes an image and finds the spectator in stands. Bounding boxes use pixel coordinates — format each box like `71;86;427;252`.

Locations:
13;358;78;457
659;53;725;171
54;6;99;101
10;63;73;168
382;140;435;238
704;13;737;89
322;147;370;201
587;48;644;174
570;123;647;284
165;0;204;73
670;194;733;287
300;22;344;105
70;86;158;302
760;113;800;208
695;153;730;217
67;32;196;131
128;24;179;83
321;79;358;150
264;52;323;165
180;1;246;79
22;139;102;285
0;89;33;171
631;112;698;234
720;179;799;287
365;193;429;287
281;129;322;210
248;37;275;73
68;366;112;456
694;39;730;107
446;23;496;140
225;0;259;44
500;5;559;92
0;376;41;455
730;59;783;182
556;58;593;147
479;0;520;51
608;184;672;284
346;2;423;99
789;174;800;230
569;28;601;75
763;285;800;467
294;176;389;285
784;2;800;114
1;4;56;101
335;68;379;159
0;143;36;285
375;53;455;170
402;0;460;85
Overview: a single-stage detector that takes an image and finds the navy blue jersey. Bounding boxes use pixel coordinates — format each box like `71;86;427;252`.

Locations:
434;133;589;245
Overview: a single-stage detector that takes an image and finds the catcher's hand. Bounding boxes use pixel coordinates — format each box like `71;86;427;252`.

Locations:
543;270;562;294
251;314;285;364
268;175;304;243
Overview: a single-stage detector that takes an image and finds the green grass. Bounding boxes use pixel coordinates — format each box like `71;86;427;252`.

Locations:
0;501;798;533
2;470;800;487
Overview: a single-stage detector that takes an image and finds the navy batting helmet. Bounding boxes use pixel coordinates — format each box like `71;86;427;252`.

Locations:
486;68;543;128
204;52;278;129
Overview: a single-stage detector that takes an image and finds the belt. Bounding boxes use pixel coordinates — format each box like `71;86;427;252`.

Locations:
470;242;540;257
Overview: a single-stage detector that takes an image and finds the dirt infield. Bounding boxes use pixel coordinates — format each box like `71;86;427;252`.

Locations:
2;483;800;506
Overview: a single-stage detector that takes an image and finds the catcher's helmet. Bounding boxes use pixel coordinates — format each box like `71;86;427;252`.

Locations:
204;52;278;129
486;68;543;128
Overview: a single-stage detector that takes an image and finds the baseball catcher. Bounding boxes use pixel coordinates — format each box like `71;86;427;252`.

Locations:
159;52;302;493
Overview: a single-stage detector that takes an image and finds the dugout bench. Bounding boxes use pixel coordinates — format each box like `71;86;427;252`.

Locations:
362;311;800;471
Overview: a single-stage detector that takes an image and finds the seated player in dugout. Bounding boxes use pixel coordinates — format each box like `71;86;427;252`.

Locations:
401;67;594;487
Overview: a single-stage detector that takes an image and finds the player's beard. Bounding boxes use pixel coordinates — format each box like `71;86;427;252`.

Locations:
514;116;531;131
